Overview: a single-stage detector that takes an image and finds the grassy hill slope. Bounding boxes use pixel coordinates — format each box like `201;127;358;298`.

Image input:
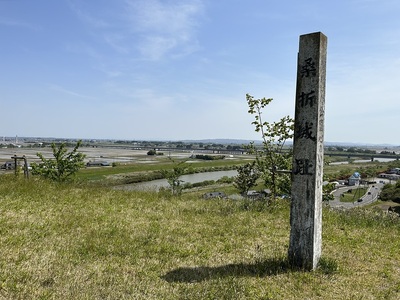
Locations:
1;175;400;299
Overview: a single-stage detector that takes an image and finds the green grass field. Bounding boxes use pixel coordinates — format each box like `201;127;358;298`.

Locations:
340;187;368;203
1;175;400;299
76;156;251;185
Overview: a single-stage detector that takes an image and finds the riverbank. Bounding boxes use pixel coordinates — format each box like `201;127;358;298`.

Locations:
115;170;237;191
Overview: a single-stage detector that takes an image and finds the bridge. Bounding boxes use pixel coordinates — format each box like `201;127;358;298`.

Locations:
325;152;399;161
132;146;247;155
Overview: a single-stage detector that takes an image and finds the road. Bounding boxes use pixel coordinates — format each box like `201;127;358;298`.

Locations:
329;178;389;209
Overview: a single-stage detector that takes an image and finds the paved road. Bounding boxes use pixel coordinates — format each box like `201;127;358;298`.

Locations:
329;178;389;209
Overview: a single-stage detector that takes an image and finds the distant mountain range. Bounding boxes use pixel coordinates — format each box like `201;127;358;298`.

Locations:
324;141;399;148
182;139;260;145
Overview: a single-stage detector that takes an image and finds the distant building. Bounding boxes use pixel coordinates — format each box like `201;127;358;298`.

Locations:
348;172;361;186
378;173;400;181
388;168;400;175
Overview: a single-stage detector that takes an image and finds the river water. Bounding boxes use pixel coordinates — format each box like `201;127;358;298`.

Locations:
330;158;397;165
115;170;238;191
116;157;398;190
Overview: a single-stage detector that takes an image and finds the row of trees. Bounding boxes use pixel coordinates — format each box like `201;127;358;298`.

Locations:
327;146;377;154
194;154;225;160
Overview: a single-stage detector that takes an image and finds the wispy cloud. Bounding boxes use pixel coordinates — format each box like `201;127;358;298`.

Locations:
0;17;40;31
67;0;204;60
124;0;204;60
67;0;110;29
104;81;174;107
65;43;103;60
103;33;130;54
49;84;96;100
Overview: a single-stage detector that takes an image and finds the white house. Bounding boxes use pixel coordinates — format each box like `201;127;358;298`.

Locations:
348;172;361;186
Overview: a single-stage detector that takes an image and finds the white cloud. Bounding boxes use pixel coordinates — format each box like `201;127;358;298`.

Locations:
125;0;204;60
67;0;204;60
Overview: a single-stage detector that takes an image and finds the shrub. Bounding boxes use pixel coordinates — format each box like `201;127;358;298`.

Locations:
147;149;157;155
195;154;225;160
31;140;85;182
380;181;400;203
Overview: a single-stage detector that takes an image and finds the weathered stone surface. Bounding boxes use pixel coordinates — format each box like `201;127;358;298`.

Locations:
288;32;327;270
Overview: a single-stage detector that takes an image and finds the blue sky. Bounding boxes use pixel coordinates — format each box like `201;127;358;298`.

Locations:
1;0;399;144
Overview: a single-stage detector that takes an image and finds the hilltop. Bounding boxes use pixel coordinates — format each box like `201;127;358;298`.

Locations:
1;175;400;299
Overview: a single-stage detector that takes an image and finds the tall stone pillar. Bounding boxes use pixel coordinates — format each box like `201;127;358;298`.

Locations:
288;32;327;270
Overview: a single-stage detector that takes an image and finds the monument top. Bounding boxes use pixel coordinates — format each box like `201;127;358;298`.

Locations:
300;31;326;38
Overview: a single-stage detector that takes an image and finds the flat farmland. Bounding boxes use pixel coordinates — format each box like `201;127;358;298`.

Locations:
0;146;191;166
0;146;251;183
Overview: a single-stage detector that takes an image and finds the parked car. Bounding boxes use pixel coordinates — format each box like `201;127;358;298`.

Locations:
1;161;15;170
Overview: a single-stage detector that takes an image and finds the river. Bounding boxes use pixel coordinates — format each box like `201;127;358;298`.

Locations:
115;156;398;190
330;157;397;165
115;170;238;191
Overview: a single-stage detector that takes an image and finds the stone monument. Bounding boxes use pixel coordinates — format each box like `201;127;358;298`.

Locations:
288;32;327;270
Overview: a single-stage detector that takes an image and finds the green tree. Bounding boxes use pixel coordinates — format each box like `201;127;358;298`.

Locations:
147;149;157;155
380;181;400;203
161;159;186;196
31;140;85;182
322;182;336;202
246;94;294;201
363;167;377;182
233;161;260;196
338;168;353;180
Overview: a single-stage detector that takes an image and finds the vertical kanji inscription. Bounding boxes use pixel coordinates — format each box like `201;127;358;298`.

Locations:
288;32;327;270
